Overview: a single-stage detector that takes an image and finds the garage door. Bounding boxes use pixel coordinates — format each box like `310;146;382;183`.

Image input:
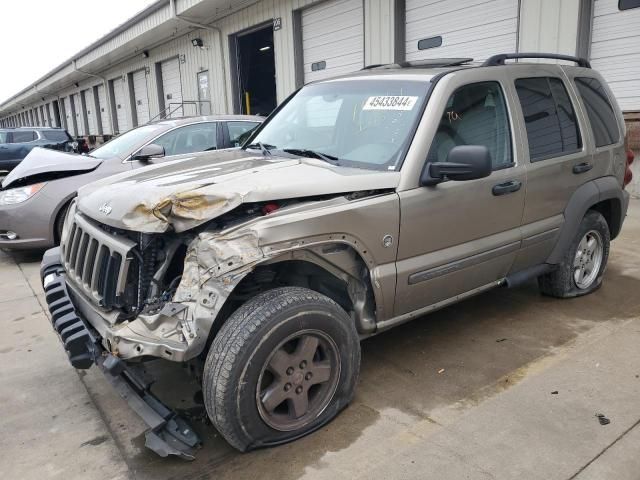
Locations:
97;84;112;135
132;69;150;125
301;0;364;83
405;0;519;62
73;93;85;136
84;88;98;135
112;77;130;133
45;103;52;127
590;0;640;112
63;97;75;135
161;58;183;118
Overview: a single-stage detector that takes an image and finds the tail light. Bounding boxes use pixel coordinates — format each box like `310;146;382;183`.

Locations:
624;133;635;189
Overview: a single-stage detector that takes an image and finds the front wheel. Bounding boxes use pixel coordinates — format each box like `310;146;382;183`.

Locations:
538;210;610;298
203;287;360;451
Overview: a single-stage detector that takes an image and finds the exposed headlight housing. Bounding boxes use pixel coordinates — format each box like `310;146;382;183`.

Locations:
0;183;46;205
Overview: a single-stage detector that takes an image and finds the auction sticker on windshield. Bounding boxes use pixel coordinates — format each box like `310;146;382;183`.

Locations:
363;96;418;111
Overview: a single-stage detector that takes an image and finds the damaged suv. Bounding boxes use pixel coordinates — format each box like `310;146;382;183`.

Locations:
41;53;632;459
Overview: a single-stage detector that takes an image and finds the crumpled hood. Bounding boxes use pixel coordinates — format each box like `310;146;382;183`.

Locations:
2;147;102;189
77;149;400;233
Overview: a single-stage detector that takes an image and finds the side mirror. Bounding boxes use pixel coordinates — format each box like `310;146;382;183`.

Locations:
421;145;492;186
132;143;165;162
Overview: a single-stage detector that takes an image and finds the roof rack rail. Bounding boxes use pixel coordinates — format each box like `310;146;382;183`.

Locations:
362;58;474;71
483;53;591;68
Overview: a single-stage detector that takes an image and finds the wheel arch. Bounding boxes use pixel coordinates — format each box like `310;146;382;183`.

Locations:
207;243;379;346
548;176;627;264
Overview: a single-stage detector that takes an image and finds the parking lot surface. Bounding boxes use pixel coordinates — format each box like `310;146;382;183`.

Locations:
2;201;640;480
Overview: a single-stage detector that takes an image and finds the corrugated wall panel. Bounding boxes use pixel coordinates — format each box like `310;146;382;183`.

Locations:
365;0;397;66
518;0;580;57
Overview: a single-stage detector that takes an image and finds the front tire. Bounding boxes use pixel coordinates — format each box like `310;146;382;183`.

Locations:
538;210;610;298
203;287;360;451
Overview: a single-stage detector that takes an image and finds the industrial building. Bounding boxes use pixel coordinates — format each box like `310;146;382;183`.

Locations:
0;0;638;147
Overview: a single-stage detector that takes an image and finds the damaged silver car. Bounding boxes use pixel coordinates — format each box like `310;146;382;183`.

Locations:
40;54;631;459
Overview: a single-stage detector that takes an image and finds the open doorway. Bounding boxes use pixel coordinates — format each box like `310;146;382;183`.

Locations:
232;24;277;116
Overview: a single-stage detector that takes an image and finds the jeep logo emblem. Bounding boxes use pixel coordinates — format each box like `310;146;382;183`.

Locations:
99;202;112;215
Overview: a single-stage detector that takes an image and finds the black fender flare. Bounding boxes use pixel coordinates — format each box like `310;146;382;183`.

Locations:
547;176;628;264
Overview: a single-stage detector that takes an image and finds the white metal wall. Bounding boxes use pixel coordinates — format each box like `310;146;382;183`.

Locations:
518;0;581;56
301;0;364;83
405;0;519;61
591;0;640;112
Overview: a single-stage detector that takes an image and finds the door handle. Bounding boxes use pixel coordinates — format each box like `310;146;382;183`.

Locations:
492;180;522;196
573;162;593;174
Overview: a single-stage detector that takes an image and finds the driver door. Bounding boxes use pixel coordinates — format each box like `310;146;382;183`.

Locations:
394;80;526;316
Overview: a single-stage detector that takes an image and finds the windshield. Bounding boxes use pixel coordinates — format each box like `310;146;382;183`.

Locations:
248;79;430;170
90;124;169;160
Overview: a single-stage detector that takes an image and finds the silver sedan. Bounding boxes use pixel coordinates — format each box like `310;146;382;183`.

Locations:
0;115;262;249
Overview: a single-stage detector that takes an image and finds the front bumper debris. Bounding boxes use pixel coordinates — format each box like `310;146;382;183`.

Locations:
40;247;202;460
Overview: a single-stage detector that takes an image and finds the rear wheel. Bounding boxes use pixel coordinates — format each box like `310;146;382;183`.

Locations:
203;287;360;451
538;210;610;298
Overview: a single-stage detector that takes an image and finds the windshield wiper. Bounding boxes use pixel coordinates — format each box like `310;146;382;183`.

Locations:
246;142;275;156
282;148;340;164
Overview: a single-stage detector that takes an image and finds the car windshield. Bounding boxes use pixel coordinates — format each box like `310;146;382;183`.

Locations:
90;124;169;160
0;131;7;143
247;79;430;170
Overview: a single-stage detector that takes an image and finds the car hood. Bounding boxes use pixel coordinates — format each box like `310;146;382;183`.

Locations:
2;147;103;189
77;148;400;233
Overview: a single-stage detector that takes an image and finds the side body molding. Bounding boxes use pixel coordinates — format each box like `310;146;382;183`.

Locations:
547;176;629;264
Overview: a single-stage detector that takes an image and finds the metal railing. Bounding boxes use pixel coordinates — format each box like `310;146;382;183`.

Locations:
147;100;212;123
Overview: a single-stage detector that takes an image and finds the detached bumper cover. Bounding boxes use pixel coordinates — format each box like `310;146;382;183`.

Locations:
40;247;201;460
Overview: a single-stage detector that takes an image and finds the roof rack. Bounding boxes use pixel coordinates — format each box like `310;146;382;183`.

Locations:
483;53;591;68
362;58;474;71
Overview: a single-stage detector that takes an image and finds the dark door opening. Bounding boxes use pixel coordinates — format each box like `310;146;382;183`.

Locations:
235;25;277;116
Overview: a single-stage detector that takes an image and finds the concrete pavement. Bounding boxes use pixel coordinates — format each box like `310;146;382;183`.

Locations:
2;201;640;479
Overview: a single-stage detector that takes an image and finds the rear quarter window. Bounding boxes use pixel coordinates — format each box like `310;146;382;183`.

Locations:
574;77;620;148
11;130;37;143
515;77;581;162
42;130;72;142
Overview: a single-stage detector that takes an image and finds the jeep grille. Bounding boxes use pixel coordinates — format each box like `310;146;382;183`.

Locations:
60;202;136;309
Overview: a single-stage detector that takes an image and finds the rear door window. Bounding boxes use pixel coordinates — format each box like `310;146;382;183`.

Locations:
11;130;37;143
154;122;218;156
574;77;620;147
515;77;581;161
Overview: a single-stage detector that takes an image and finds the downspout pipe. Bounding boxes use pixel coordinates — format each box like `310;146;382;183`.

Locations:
170;0;229;113
73;59;116;135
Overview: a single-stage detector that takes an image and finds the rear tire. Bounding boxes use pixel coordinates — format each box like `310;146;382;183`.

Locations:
538;210;610;298
203;287;360;452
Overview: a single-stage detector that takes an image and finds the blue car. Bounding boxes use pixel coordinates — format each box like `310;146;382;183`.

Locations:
0;127;74;172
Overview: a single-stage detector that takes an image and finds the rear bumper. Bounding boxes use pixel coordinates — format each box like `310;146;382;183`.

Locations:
40;247;201;460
